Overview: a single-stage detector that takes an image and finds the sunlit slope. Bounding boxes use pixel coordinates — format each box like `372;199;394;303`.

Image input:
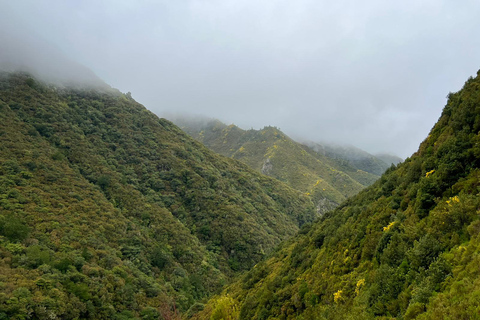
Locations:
176;118;382;214
0;72;315;319
195;70;480;319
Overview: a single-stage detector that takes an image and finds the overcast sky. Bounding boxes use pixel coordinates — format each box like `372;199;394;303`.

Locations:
2;1;480;158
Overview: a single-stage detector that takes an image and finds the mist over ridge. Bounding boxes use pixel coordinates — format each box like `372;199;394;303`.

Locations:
1;1;480;158
0;14;107;89
166;111;403;163
1;1;480;318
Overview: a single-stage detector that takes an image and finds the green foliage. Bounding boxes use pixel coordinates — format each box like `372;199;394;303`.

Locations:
196;70;480;319
0;72;316;318
0;214;30;242
175;118;386;215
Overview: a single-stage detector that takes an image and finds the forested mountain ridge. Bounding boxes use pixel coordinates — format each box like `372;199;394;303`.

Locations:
0;72;315;319
174;117;387;214
194;70;480;319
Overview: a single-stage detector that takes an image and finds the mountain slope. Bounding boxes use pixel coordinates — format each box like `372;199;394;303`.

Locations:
0;72;315;319
174;118;383;214
194;70;480;319
374;153;403;168
304;142;401;176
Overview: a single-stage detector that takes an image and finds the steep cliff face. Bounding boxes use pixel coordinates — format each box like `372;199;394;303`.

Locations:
195;70;480;319
0;72;315;319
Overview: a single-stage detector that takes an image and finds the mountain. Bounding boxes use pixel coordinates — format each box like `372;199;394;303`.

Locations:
173;117;386;214
0;72;315;319
304;142;401;176
375;152;403;167
194;70;480;319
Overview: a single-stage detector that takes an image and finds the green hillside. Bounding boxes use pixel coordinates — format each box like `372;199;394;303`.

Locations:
0;72;315;319
194;71;480;319
174;118;383;214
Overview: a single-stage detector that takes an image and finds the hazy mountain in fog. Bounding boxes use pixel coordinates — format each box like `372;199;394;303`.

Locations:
374;152;403;166
304;141;402;176
171;114;401;176
170;115;395;214
0;18;107;89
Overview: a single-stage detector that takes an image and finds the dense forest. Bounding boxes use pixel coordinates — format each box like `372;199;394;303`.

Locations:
0;72;316;319
194;70;480;319
2;68;479;320
174;118;394;214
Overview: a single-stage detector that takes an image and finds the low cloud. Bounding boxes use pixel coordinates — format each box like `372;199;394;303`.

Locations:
1;0;479;157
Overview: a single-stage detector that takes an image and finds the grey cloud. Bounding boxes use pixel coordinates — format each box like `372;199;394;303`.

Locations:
1;0;480;157
0;4;106;88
